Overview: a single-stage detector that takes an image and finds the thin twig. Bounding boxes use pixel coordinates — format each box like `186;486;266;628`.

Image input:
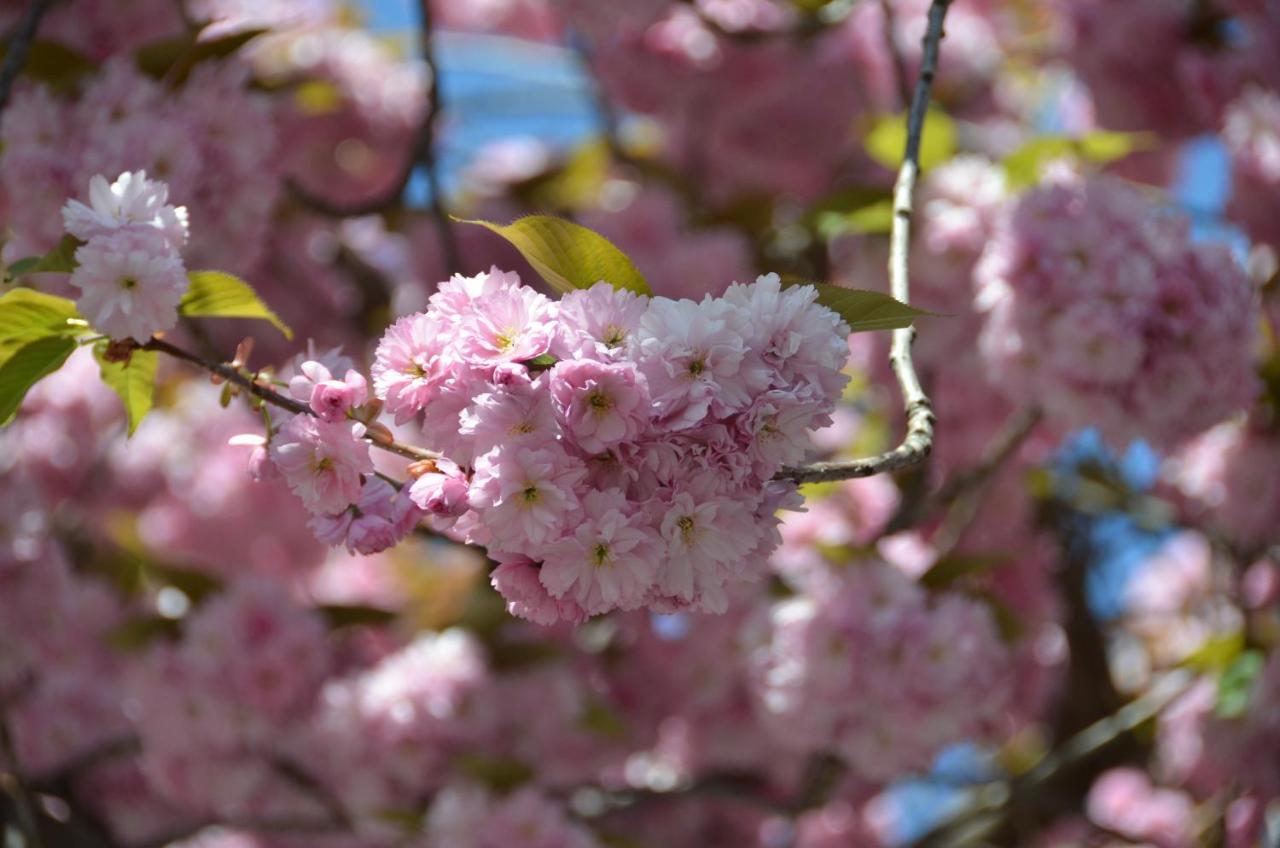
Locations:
288;2;461;272
0;0;53;133
910;671;1193;848
0;714;43;848
142;337;440;463
775;0;948;485
415;0;461;272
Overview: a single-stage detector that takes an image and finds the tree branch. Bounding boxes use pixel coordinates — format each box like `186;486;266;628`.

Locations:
0;0;53;133
288;1;461;272
141;337;440;463
0;713;43;848
774;0;948;486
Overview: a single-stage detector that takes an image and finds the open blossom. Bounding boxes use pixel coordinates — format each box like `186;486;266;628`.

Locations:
630;295;761;428
555;281;650;357
61;170;189;250
288;360;368;423
539;490;662;614
371;311;460;423
310;476;421;554
656;474;759;613
722;274;851;401
457;279;557;365
69;226;188;342
269;416;373;515
549;359;651;453
468;445;585;551
489;554;587;626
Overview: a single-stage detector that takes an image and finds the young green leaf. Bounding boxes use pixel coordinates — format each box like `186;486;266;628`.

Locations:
1002;131;1157;188
179;270;294;339
863;109;957;171
0;335;77;424
919;552;1012;589
1216;649;1265;719
135;28;269;85
6;234;83;278
318;604;399;629
94;342;159;436
797;284;940;333
456;215;652;296
0;40;96;88
0;289;84;363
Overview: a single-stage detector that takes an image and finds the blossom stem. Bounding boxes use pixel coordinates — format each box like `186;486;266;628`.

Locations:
0;0;53;134
142;337;440;463
775;0;949;485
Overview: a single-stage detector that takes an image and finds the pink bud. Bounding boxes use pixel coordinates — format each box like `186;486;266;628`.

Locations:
310;370;369;422
408;458;470;517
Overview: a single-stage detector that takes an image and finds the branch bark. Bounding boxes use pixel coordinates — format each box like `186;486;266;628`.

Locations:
0;0;53;134
775;0;949;486
288;0;461;272
142;337;440;463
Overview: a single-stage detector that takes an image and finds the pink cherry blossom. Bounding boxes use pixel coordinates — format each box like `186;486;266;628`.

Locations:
269;415;373;515
549;358;651;453
69;226;188;342
540;489;662;614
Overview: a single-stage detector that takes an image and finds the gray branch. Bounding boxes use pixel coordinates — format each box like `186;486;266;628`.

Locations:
775;0;950;486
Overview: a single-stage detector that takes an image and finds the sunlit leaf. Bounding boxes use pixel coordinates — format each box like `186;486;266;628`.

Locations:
863;109;957;171
790;283;940;333
94;343;159;436
0;336;77;425
319;604;399;629
456;215;651;296
0;288;84;364
1216;649;1265;719
180;270;294;339
919;552;1012;589
7;234;83;278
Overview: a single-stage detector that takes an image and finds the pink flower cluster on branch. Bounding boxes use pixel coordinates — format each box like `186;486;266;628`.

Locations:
368;269;850;620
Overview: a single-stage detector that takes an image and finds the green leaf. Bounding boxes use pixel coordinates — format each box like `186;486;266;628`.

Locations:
94;343;158;436
0;336;76;425
135;28;269;85
0;40;96;88
1216;649;1265;719
919;552;1012;589
456;215;652;296
863;109;957;172
795;284;939;333
145;563;224;602
523;353;558;371
1002;131;1157;188
7;234;83;279
815;200;895;239
179;270;293;339
1183;631;1245;674
318;604;398;629
107;615;182;651
456;754;534;793
0;288;84;363
578;698;627;739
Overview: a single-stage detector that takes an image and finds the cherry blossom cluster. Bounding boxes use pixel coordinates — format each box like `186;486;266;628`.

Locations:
974;168;1258;449
365;268;850;619
747;559;1013;781
1223;86;1280;248
1169;420;1280;555
3;59;277;275
61;171;191;341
